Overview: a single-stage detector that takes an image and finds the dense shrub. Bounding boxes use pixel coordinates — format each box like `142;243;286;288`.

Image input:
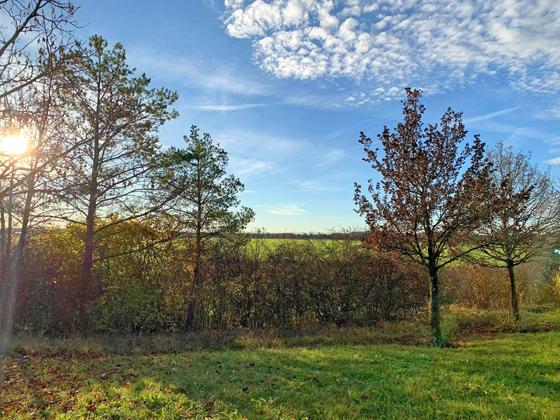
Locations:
89;284;181;333
442;259;557;309
15;225;429;333
163;238;427;330
18;227;83;334
15;222;557;334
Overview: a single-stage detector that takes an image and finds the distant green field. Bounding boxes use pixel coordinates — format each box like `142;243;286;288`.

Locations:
243;238;508;267
2;307;560;418
245;237;362;253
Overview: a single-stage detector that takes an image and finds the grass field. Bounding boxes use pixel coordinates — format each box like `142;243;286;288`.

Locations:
2;307;560;419
245;237;357;252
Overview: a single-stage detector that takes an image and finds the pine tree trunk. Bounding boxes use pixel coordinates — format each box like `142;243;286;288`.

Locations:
507;259;520;322
79;125;99;319
77;193;97;330
186;164;204;330
186;234;203;330
80;204;96;286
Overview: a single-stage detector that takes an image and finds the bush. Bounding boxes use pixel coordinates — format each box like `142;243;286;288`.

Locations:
89;284;181;333
16;224;429;334
441;259;557;310
198;238;428;330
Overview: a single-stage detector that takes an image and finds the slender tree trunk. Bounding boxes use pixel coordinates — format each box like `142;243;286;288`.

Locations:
0;168;17;356
507;259;520;322
80;90;100;310
80;217;95;287
0;203;6;284
0;200;13;356
186;161;204;330
185;234;202;330
1;214;29;357
77;147;99;329
4;169;14;264
429;265;443;347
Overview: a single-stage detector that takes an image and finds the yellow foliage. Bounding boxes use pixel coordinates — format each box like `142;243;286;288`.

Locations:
553;271;560;297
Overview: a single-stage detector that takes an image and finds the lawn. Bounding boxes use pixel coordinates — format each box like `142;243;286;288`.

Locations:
2;308;560;419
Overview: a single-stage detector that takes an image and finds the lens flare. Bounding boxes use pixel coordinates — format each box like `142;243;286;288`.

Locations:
0;132;29;155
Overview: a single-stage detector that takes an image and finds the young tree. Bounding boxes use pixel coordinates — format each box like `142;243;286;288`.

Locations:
157;126;254;329
476;143;560;321
354;88;491;346
53;35;178;303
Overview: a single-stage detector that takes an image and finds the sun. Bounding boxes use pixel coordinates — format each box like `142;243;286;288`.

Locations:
0;132;29;156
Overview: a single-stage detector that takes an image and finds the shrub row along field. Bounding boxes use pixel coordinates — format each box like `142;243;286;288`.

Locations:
18;232;429;333
2;307;560;418
16;228;558;336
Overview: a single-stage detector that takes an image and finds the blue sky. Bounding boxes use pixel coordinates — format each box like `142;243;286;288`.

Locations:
74;0;560;232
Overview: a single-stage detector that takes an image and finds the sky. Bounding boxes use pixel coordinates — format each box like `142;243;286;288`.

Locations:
73;0;560;232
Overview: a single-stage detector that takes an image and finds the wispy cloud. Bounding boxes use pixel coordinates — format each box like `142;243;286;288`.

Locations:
128;46;348;110
287;180;337;193
467;120;553;142
231;158;274;176
545;136;560;146
202;0;222;14
537;104;560;120
266;204;307;216
215;128;311;180
314;149;346;168
217;128;311;159
464;107;520;123
128;48;270;97
283;93;345;109
191;103;269;112
546;157;560;165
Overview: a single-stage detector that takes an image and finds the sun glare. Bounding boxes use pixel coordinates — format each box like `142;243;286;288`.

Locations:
0;132;29;156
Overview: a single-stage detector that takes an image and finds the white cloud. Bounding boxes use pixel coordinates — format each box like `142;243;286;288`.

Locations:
287;179;336;192
214;128;311;179
231;158;273;176
223;0;560;101
191;103;268;111
537;104;560;120
216;127;311;159
128;48;270;96
464;107;520;123
546;136;560;146
545;157;560;165
266;204;307;215
283;93;344;109
314;148;346;168
466;120;553;141
128;46;350;110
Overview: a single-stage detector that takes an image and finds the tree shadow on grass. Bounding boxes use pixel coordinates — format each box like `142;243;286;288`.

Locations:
2;332;560;418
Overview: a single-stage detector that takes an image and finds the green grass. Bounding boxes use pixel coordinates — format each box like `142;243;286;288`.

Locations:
2;307;560;418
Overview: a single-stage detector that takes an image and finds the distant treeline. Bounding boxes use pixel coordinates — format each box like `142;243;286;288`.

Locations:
246;231;368;240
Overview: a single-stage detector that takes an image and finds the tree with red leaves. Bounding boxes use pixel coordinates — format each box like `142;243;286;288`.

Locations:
354;88;492;346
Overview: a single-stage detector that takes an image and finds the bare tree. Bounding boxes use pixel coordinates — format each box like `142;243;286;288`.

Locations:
475;143;560;321
354;88;492;346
